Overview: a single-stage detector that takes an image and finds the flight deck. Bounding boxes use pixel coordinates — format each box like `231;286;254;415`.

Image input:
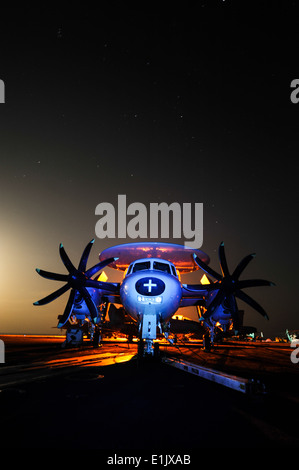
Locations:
0;335;298;451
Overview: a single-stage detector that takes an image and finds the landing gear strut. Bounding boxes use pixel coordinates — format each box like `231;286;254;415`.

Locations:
92;325;102;347
202;331;211;352
137;310;157;358
137;310;163;362
137;338;144;359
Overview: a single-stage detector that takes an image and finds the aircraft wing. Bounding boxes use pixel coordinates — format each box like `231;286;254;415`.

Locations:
180;283;217;308
85;279;121;304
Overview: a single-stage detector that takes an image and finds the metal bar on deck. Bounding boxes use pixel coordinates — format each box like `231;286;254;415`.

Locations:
162;356;265;394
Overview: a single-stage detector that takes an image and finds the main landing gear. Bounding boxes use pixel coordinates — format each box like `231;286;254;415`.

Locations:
202;331;211;352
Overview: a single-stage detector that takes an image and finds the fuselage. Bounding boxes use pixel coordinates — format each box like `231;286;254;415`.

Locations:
119;257;182;323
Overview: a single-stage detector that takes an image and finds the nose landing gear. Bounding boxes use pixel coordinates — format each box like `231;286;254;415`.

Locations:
137;310;161;361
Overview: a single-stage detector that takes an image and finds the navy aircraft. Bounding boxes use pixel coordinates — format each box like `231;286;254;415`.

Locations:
34;240;274;355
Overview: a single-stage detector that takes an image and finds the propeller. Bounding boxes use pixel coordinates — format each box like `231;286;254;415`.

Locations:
34;239;118;327
192;242;274;323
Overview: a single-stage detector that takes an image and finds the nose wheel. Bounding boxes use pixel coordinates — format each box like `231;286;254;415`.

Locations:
138;338;155;357
202;331;211;352
137;338;155;356
137;338;161;362
137;338;144;358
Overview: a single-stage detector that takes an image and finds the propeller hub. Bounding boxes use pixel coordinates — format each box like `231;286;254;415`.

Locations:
221;276;235;292
70;271;87;289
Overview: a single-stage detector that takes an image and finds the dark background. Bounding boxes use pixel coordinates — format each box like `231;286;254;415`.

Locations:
0;2;298;337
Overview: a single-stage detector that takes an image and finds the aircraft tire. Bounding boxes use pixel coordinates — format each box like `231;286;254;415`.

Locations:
154;342;160;361
137;338;144;359
203;332;211;352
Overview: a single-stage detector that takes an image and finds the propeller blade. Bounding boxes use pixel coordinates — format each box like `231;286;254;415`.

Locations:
85;257;118;278
57;289;76;328
204;289;225;319
34;283;70;306
78;239;95;272
193;254;222;281
237;279;275;289
80;287;99;322
235;289;269;320
227;295;240;329
218;242;230;277
36;269;69;282
232;253;256;280
221;295;239;328
59;243;76;274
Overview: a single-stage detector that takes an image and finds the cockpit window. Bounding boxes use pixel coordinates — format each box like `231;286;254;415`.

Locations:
132;261;151;272
171;265;178;277
153;261;171;274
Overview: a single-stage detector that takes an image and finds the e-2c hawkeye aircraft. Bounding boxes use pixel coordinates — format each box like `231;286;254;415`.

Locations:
34;240;274;355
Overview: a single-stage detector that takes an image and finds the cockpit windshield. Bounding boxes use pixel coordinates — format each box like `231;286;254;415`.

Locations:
132;261;151;272
127;259;178;277
153;261;171;274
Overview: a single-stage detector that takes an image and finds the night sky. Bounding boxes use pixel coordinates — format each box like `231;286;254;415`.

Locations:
0;3;298;337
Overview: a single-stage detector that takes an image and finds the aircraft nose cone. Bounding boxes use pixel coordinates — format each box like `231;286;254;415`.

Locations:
135;277;165;296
